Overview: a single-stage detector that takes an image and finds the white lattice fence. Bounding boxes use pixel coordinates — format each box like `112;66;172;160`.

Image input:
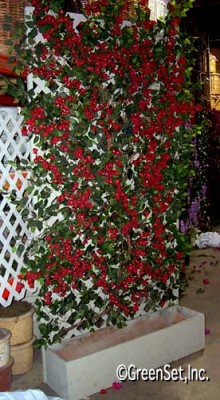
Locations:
0;107;33;306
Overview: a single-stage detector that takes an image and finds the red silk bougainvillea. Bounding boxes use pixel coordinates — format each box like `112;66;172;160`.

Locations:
13;0;198;346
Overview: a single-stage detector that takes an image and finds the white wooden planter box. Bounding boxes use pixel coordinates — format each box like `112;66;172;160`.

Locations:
42;305;205;400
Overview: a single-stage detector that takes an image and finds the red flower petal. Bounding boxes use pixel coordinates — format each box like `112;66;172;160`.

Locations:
99;389;107;394
112;382;122;390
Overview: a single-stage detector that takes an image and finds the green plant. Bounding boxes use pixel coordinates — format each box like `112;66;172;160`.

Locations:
9;0;201;347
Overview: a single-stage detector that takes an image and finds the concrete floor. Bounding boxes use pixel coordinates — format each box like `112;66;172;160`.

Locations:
10;246;220;399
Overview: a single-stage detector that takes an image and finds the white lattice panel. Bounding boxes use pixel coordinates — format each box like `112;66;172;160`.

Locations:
0;107;33;306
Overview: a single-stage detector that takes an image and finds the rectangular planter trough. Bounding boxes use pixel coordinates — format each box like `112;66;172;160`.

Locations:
42;305;205;400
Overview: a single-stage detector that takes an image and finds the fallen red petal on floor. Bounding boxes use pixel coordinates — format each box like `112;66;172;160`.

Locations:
112;382;122;390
